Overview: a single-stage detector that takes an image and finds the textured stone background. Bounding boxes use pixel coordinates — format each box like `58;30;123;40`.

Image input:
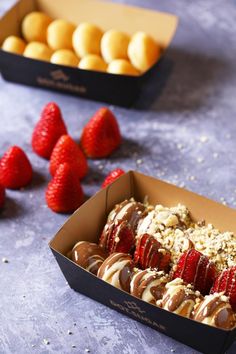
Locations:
1;0;236;353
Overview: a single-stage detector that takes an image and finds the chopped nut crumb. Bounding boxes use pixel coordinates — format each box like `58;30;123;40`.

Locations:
2;258;8;263
177;143;183;150
197;157;204;163
199;135;208;143
136;202;236;270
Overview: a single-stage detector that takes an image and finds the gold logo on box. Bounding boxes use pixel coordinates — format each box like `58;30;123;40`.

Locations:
109;299;166;331
36;69;87;94
50;69;70;82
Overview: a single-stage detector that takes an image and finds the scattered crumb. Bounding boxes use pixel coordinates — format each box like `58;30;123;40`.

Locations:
73;322;76;326
23;295;26;298
199;135;208;143
29;193;34;199
98;164;104;170
136;159;142;165
43;339;50;345
72;345;76;348
177;143;183;150
2;258;8;263
85;349;90;353
31;344;36;348
197;157;204;163
170;349;175;353
67;330;73;335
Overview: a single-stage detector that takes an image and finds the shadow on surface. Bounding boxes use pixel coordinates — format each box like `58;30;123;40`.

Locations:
28;170;47;190
84;165;105;186
111;137;150;160
133;47;230;112
0;196;24;219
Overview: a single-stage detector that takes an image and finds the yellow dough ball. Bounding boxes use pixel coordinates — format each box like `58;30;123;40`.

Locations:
107;59;139;76
101;29;130;63
47;19;76;50
1;36;26;55
128;31;160;72
51;49;79;67
78;54;107;72
23;42;53;61
22;11;52;43
72;23;103;57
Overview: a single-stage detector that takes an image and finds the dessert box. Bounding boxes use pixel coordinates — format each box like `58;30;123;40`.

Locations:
49;171;236;354
0;0;178;107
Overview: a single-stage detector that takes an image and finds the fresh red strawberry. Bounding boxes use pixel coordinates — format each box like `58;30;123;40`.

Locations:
0;146;33;189
102;168;125;188
172;249;216;295
32;102;67;159
80;107;121;158
0;184;5;208
46;162;84;213
210;266;236;311
134;234;171;272
49;135;88;179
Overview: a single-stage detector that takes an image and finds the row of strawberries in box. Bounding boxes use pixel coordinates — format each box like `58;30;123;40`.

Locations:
69;199;236;330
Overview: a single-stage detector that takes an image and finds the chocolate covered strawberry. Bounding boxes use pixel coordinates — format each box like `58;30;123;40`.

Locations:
172;249;216;295
99;199;146;254
102;168;125;188
49;135;88;179
32;102;67;159
210;266;236;311
134;234;171;272
0;146;33;189
46;162;84;213
80;107;121;158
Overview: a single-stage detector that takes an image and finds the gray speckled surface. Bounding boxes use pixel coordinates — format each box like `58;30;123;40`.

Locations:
1;0;236;353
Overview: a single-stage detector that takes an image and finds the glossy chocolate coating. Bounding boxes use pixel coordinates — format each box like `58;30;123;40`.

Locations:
71;241;107;275
99;199;146;251
130;269;169;305
161;278;202;318
97;252;133;292
193;293;236;330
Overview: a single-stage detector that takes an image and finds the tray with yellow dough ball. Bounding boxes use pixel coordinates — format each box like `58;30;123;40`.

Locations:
0;0;178;107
